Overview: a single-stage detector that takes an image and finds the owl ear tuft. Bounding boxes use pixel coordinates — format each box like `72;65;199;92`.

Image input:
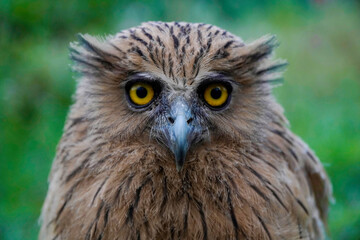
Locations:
242;35;287;85
69;34;121;77
246;35;278;62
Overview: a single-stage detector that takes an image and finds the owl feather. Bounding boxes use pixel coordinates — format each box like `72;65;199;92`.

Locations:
40;22;332;240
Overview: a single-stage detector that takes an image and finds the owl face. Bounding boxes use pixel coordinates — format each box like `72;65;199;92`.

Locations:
122;71;236;170
70;21;285;170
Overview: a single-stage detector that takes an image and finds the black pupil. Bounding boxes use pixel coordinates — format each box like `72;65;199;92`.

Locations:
136;86;147;98
210;87;222;99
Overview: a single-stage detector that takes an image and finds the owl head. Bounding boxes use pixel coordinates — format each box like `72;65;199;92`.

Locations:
69;21;286;171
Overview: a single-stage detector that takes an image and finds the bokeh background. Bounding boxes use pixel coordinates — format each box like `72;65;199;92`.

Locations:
1;0;359;239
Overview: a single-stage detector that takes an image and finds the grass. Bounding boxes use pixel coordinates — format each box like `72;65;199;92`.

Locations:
1;1;359;239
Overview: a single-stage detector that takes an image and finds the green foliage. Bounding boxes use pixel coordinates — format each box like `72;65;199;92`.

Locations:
1;0;359;239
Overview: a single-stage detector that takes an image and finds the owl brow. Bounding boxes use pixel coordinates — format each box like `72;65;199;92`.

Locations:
120;72;161;87
197;72;238;86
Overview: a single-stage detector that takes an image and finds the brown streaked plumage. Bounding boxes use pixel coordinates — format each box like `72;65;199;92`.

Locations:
39;21;332;240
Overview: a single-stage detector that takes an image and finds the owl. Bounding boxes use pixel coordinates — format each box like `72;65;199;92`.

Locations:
39;22;332;240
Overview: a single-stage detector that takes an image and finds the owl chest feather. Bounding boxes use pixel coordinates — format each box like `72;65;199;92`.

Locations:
58;145;308;240
40;125;329;240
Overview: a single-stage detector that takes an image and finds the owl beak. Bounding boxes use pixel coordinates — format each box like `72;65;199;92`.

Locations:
166;98;195;172
172;113;190;172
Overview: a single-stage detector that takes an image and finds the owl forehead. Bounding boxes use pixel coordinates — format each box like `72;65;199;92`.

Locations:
111;22;244;87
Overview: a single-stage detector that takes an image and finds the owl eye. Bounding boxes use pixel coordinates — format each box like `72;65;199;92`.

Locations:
202;83;230;109
127;82;155;107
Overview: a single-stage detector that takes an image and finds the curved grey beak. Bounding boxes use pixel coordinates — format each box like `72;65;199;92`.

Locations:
164;98;196;172
171;113;191;171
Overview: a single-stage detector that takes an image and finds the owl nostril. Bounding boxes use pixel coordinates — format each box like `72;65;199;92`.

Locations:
187;118;193;124
168;117;175;124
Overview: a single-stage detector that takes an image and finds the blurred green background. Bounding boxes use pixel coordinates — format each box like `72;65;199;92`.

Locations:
1;0;359;239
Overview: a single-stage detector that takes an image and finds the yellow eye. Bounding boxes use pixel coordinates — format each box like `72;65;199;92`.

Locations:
129;82;155;106
203;83;229;107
